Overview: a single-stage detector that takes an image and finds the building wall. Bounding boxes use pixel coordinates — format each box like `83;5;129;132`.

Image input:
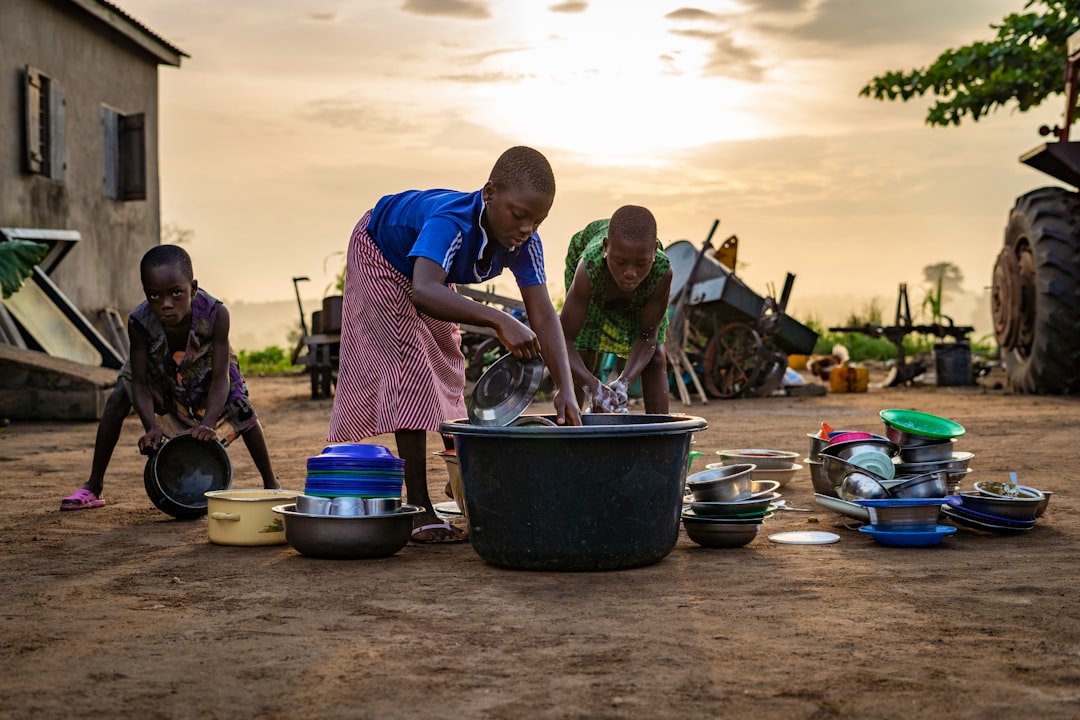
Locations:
0;0;162;316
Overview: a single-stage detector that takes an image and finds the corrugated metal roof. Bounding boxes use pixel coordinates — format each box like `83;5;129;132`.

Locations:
63;0;189;66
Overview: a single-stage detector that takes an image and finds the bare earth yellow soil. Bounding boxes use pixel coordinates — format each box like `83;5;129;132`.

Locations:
1;371;1079;720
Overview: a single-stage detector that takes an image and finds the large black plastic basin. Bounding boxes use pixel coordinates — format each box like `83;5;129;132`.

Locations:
441;413;707;571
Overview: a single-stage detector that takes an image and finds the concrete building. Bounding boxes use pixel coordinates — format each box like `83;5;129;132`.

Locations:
0;0;185;318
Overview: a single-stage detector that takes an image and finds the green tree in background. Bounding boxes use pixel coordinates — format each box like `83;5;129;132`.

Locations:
860;0;1080;126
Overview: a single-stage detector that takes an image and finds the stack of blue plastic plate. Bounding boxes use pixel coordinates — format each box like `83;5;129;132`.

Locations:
305;444;405;498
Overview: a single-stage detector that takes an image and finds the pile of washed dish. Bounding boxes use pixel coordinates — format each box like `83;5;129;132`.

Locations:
809;410;971;541
942;477;1051;533
305;444;405;499
681;464;782;548
880;408;973;495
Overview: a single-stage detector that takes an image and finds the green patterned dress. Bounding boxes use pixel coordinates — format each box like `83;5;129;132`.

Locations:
563;219;670;357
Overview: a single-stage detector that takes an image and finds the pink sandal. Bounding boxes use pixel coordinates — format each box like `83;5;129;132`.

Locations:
60;488;105;511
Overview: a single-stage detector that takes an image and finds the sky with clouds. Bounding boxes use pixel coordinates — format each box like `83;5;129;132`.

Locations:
119;0;1053;338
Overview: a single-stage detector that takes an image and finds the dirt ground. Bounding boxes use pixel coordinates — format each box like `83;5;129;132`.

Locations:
2;368;1079;720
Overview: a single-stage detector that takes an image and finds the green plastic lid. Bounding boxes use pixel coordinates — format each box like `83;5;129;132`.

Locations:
879;408;965;440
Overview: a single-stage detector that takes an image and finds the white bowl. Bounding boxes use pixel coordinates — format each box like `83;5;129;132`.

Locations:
750;464;803;487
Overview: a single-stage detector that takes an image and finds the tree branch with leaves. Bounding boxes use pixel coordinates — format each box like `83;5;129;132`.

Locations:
860;0;1080;126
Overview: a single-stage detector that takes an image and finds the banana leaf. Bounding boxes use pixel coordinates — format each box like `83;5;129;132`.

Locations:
0;240;48;299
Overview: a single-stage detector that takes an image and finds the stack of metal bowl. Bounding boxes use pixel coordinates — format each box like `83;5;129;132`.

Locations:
271;501;423;559
880;408;972;494
852;497;957;547
682;465;780;548
940;479;1050;533
714;448;802;488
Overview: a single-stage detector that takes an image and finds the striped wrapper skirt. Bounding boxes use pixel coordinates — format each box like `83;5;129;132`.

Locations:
327;211;468;441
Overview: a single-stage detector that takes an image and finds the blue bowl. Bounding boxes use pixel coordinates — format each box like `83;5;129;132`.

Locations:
858;524;956;547
320;444;397;459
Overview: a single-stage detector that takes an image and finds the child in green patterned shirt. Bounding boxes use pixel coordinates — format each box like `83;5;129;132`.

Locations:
560;205;673;414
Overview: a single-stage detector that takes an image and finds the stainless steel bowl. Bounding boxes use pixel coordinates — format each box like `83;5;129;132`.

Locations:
687;464;755;502
894;451;975;476
839;470;891;501
974;482;1053;518
688;491;780;518
807;434;830;462
956;491;1042;521
682;516;760;548
716;449;799;470
273;503;424;559
805;458;835;497
819;437;900;462
855;499;943;530
888;471;948;499
883;423;943;447
973;481;1042;499
897;439;956;463
821;454;872;489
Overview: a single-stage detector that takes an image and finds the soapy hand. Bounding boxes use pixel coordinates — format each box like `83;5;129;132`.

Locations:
584;379;629;414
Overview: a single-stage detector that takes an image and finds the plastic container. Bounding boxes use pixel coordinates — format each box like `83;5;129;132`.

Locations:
829;365;869;393
441;413;707;571
934;342;973;387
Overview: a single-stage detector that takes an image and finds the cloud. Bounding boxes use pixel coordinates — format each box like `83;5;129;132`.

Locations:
548;1;588;13
783;0;1009;48
456;46;528;65
437;71;535;83
305;12;336;22
401;0;491;20
670;28;765;82
665;8;723;22
736;0;809;12
300;98;421;134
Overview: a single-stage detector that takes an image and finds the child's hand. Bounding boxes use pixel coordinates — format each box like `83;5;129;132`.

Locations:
138;427;163;455
190;425;217;443
610;378;630;413
496;317;541;361
552;388;582;426
585;382;621;413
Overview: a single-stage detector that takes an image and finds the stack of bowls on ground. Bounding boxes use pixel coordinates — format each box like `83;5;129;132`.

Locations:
941;477;1051;533
304;444;406;501
852;498;957;547
269;444;422;559
881;408;973;495
805;428;850;496
814;429;955;527
710;448;802;488
682;463;782;548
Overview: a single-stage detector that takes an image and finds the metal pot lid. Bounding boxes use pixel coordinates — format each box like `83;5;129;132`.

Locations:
467;354;545;426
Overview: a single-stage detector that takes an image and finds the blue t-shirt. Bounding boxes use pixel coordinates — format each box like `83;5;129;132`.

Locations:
367;188;546;288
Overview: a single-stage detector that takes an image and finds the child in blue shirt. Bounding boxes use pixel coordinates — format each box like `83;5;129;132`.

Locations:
328;146;582;543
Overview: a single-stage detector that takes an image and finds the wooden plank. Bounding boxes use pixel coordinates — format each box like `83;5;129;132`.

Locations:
456;286;525;312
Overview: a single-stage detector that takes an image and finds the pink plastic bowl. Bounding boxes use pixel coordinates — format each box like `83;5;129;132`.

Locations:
829;432;874;445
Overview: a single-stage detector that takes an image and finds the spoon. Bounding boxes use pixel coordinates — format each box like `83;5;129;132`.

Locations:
773;500;811;512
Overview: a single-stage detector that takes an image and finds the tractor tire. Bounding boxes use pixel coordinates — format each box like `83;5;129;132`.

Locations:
992;187;1080;394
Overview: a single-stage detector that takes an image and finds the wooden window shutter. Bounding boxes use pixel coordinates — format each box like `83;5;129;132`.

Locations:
48;81;65;182
119;112;146;200
24;66;43;174
102;106;119;198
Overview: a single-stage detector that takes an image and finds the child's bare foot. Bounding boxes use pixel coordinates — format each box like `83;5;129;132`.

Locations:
263;478;281;490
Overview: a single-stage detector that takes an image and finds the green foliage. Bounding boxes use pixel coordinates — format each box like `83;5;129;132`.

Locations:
237;346;299;376
860;0;1080;126
0;240;48;299
844;298;884;327
922;273;945;325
